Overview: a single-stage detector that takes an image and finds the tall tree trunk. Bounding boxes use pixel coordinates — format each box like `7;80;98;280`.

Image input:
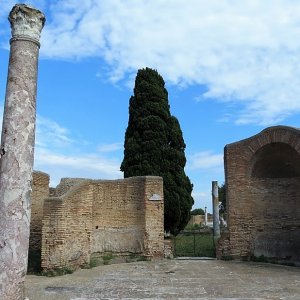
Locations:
0;5;45;300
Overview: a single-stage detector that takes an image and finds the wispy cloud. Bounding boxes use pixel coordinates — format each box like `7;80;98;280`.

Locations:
2;1;300;124
0;104;122;186
36;114;123;186
33;115;123;186
188;151;223;171
39;0;300;125
34;147;122;186
36;116;74;148
192;191;211;210
97;142;123;153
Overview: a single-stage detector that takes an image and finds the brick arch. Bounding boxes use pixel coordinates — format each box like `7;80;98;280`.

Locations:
249;142;300;178
221;126;300;263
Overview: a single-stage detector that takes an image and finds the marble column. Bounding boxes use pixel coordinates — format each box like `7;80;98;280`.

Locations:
0;4;45;300
212;181;220;242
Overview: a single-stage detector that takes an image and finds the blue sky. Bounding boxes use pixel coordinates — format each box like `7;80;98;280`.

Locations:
1;1;300;212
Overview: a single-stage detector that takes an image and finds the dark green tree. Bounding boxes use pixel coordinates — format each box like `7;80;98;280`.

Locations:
190;208;205;215
121;67;194;234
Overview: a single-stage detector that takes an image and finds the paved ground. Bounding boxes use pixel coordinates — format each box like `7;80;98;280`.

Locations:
25;259;300;300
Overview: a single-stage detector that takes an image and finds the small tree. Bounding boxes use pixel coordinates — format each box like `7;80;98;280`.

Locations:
191;208;205;215
121;68;194;234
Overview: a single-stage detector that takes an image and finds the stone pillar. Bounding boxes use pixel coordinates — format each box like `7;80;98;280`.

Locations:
204;206;207;226
0;5;45;300
212;181;220;242
143;176;164;259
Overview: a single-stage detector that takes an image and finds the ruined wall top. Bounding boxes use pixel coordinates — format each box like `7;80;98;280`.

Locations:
225;125;300;149
9;4;45;44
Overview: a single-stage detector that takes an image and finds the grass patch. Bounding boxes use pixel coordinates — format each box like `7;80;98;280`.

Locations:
126;254;148;263
88;252;115;267
89;256;102;268
102;252;114;265
174;232;215;257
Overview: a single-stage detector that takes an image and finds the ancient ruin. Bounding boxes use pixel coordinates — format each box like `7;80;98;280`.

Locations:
30;172;164;271
218;126;300;263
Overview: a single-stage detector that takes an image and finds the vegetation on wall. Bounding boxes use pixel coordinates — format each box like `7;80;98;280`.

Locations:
121;67;194;234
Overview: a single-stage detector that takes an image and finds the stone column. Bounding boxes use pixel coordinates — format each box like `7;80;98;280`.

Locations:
204;206;207;226
0;5;45;300
212;181;220;242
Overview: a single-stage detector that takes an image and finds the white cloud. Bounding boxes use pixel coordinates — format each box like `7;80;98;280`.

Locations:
36;116;73;148
0;104;123;187
97;142;123;153
192;190;211;211
37;0;300;125
34;147;122;186
187;150;224;211
0;104;123;185
33;115;123;186
2;1;300;124
188;151;223;171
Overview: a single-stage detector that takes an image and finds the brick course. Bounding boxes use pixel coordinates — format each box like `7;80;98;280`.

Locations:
30;171;49;252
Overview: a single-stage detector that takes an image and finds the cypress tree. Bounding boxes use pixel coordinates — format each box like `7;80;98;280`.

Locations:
121;67;194;234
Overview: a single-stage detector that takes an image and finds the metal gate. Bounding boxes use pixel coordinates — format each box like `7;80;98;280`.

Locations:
173;230;215;257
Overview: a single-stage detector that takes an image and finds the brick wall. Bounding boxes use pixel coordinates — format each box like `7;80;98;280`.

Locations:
219;126;300;261
30;171;49;252
41;176;164;270
41;181;93;270
143;177;164;258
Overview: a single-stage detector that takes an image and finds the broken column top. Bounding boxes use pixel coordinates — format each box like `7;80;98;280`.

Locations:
9;4;45;44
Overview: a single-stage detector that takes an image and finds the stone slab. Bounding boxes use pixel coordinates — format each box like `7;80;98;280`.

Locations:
25;259;300;299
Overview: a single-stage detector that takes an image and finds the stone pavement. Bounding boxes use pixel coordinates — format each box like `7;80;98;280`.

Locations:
25;259;300;300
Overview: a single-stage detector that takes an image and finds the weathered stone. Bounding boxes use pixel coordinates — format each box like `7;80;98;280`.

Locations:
0;4;45;300
25;259;300;299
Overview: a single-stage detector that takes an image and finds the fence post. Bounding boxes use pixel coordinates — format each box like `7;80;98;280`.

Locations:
193;232;196;256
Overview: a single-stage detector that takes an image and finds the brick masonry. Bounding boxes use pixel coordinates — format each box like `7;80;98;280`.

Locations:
217;126;300;262
30;171;50;252
30;174;164;270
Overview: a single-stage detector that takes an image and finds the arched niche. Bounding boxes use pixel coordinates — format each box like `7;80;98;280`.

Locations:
250;142;300;178
249;142;300;261
222;126;300;263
